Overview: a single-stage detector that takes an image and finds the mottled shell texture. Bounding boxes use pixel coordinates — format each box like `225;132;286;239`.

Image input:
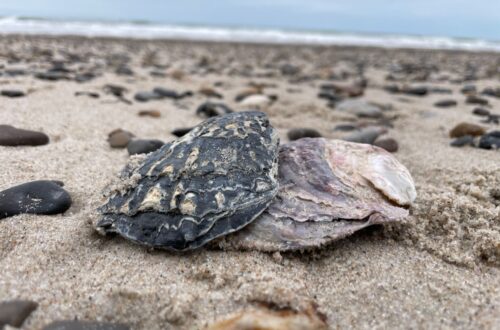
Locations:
97;111;280;251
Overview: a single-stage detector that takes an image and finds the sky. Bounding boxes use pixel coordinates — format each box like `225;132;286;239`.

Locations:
0;0;499;40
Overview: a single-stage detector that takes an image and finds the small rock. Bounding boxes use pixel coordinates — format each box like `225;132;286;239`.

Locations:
482;114;500;125
239;94;275;110
280;63;301;76
287;128;322;141
0;300;38;328
460;85;476;95
134;91;162;102
402;86;428;96
42;320;130;330
138;110;161;118
478;131;500;150
481;87;500;98
0;180;72;219
108;129;135;148
318;90;343;103
115;66;134;76
434;99;457;108
75;91;99;98
1;89;25;98
450;135;474;147
74;72;96;83
430;87;452;94
343;127;387;144
449;123;486;138
336;100;383;118
127;139;164;155
199;87;223;98
374;138;399;152
152;87;182;99
0;125;49;146
466;95;489;106
333;124;358;132
234;87;262;102
35;71;68;81
472;108;490;117
171;127;193;137
196;102;233;118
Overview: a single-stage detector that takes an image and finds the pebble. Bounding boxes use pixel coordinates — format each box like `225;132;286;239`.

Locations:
434;99;457;108
449;123;486;138
235;87;262;102
115;66;134;76
460;85;476;95
450;135;475;147
472;107;490;117
0;125;49;146
478;131;500;150
35;71;68;81
1;89;25;98
138;110;161;118
0;180;72;219
171;127;193;137
239;94;275;110
466;95;489;106
152;87;183;99
343;127;387;144
333;124;358;131
196;102;233;118
336;100;383;118
127;139;164;155
199;87;223;98
402;86;428;96
318;90;343;103
482;114;500;124
287;128;322;141
374;138;399;152
0;300;38;328
108;129;135;148
75;91;99;98
134;91;162;102
481;87;500;98
42;320;130;330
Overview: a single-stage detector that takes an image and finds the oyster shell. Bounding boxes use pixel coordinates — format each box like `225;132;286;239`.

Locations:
225;138;416;251
97;111;279;251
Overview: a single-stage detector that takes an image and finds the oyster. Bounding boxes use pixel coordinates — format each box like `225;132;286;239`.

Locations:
97;111;279;251
225;138;416;251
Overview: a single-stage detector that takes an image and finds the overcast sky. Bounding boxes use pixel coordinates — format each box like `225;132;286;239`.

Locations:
1;0;499;40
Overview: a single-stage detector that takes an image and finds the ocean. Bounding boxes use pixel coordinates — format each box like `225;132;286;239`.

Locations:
1;16;500;52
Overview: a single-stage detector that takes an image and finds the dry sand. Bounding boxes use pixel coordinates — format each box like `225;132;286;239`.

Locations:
0;36;499;329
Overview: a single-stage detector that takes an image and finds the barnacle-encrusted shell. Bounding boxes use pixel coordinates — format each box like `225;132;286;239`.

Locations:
97;111;279;251
224;138;416;251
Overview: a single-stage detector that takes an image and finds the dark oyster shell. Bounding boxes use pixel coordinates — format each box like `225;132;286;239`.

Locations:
224;138;416;251
97;111;279;251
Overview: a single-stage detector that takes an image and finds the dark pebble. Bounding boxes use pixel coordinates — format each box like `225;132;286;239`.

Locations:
434;99;457;108
35;71;68;81
104;84;127;97
75;91;99;98
478;133;500;150
333;124;358;132
460;85;476;95
127;139;164;155
108;129;135;148
450;135;474;147
318;91;343;103
449;123;486;138
151;87;179;99
402;86;428;96
138;110;161;118
171;127;193;137
481;87;500;98
374;138;399;152
115;66;134;76
0;300;38;328
482;114;500;124
42;320;130;330
287;128;322;141
196;102;233;118
472;108;490;117
0;125;49;146
466;95;489;106
74;72;96;83
1;89;25;98
134;91;162;102
0;180;72;219
430;87;453;94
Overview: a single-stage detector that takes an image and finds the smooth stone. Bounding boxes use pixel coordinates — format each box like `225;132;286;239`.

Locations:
434;99;457;108
171;127;193;137
374;138;399;152
196;102;233;118
151;87;179;99
127;139;164;155
115;66;134;76
287;128;322;141
42;320;130;330
280;63;300;76
333;124;358;132
430;87;452;94
0;300;38;328
134;91;162;102
402;86;428;96
336;100;383;118
74;72;96;83
450;135;475;147
482;114;500;124
449;123;486;138
239;94;276;110
199;87;223;98
108;129;135;148
1;89;25;97
75;91;99;98
343;127;387;144
104;84;127;97
0;125;49;146
461;85;476;95
481;87;500;98
478;134;500;150
35;71;68;81
318;90;343;103
473;108;490;117
234;87;261;102
138;110;161;118
466;95;489;106
0;180;72;219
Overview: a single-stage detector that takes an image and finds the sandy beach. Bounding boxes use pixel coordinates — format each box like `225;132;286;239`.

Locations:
0;35;499;329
